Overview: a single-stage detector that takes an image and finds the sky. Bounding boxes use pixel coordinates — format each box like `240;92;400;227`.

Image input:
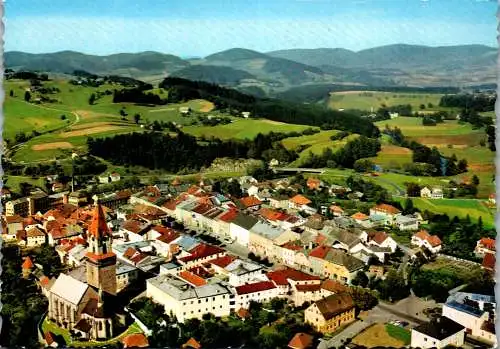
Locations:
4;0;498;57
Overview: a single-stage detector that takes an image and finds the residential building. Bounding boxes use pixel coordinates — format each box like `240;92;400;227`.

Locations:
475;238;495;257
394;214;420;231
19;226;47;247
411;230;442;253
289;194;316;214
309;245;364;284
329;205;344;217
369;204;401;225
362;231;398;253
269;194;290;209
350;212;371;228
304;293;355;334
234;280;280;309
306;178;323;191
5;198;30;216
288;333;314;349
229;213;258;246
411;316;465;349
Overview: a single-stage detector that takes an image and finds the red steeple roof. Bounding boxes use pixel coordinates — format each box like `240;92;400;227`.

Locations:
88;202;111;238
22;256;34;269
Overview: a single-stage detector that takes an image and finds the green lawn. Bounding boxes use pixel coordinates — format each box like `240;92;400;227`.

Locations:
328;91;445;111
3;97;75;141
375;117;479;137
395;197;494;228
183;118;313;140
385;324;411;345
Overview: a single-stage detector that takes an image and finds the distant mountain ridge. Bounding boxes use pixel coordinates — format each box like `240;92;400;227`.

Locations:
5;44;496;94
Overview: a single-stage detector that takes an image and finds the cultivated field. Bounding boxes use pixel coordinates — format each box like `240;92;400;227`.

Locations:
328;91;444;111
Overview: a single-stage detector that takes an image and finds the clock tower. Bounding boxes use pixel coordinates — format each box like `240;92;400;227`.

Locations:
85;199;117;295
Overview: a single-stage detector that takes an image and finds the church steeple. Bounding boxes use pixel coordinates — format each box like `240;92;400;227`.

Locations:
86;198;117;296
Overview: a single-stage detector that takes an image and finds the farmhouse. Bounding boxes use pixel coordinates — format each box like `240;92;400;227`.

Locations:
420;187;444;199
369;204;400;225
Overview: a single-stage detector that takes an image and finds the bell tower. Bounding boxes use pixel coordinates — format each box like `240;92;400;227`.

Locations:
85;198;117;295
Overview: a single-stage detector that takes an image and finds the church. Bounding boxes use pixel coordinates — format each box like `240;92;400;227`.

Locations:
46;200;117;340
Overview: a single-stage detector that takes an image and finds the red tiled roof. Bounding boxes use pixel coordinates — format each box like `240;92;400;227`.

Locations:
22;256;34;269
427;235;442;247
372;203;401;215
239;196;262;208
218;209;239;223
267;267;319;286
183;337;201;349
179;271;207;287
40;276;50;287
414;230;430;240
88;203;111;238
122;333;149;348
290;194;312;206
351;212;368;220
258;208;284;221
329;205;344;213
295;284;321;292
237;307;250;319
281;241;303;251
155;228;180;244
187;185;202;195
26;227;46;238
479;238;496;251
235;281;276;295
210;255;236;268
321;279;349;294
307;177;321;189
309;245;331;259
122;219;150;235
369;231;389;245
179;243;224;263
123;247;137;259
482;252;496;270
288;332;314;349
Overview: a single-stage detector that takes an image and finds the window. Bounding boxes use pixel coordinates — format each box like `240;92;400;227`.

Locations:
213;297;215;301
198;300;201;304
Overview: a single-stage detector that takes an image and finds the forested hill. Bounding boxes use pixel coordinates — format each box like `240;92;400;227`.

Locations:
159;77;380;137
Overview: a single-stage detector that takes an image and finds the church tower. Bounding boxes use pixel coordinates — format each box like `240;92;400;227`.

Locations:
85;199;117;295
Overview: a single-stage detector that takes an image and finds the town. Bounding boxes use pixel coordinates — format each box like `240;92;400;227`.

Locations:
2;170;496;349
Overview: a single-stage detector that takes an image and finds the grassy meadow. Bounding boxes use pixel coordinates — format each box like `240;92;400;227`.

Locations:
328;91;445;111
183;118;313;140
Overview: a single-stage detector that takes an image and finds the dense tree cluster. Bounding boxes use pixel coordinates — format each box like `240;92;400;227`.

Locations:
112;87;167;105
0;244;62;347
486;125;496;151
439;93;495;112
87;131;298;173
302;136;381;169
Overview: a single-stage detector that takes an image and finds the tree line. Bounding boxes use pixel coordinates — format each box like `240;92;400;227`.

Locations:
439;93;495;112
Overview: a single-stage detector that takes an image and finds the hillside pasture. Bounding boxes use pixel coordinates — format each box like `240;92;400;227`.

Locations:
368;144;413;168
3;97;74;141
281;131;360;167
183;118;313;140
328;91;444;112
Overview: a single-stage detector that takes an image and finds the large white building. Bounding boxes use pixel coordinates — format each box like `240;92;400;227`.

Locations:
146;274;233;323
411;316;465;349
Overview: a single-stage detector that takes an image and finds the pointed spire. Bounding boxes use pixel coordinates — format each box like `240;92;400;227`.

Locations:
88;200;110;238
22;256;34;270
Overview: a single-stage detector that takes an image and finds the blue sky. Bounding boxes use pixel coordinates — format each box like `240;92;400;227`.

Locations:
5;0;498;57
